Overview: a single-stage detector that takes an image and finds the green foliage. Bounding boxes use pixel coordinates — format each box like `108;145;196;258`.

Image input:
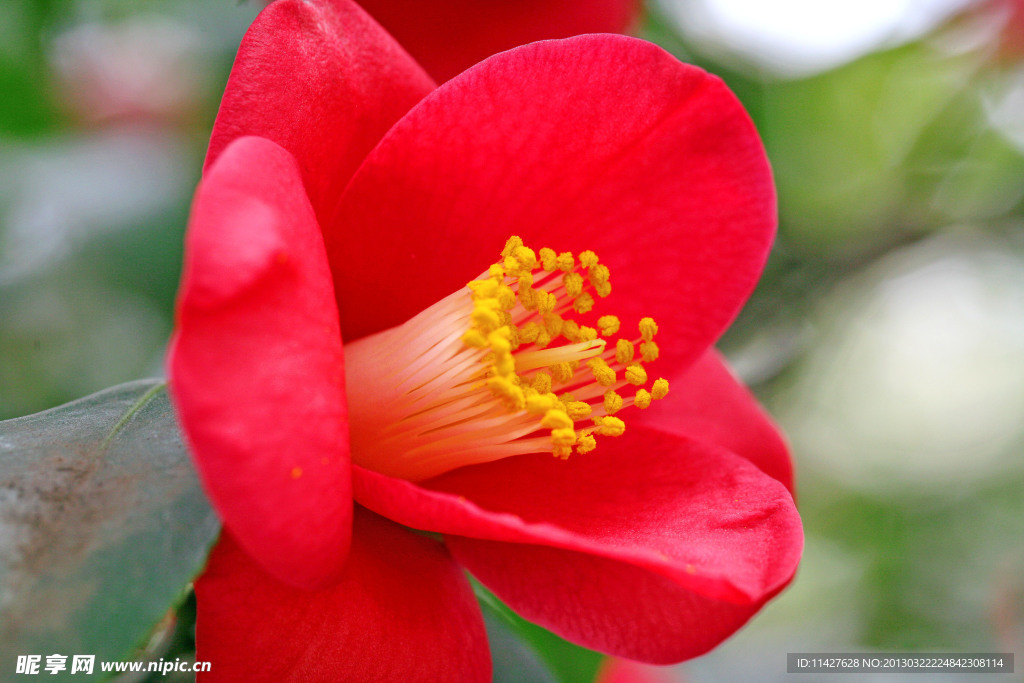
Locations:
763;42;981;249
0;381;219;678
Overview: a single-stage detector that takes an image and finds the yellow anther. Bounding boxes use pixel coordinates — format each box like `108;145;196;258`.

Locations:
593;416;625;437
576;433;597;454
639;317;659;342
615;339;634;365
640;340;659;362
462;329;488;348
518;322;540;344
471;300;502;330
518;287;539;311
497;285;516;310
517;271;534;290
501;236;524;258
541;409;574;431
651;378;669;400
587;358;617;387
487;329;512;354
603;390;623;415
634;389;652;409
553;443;573;460
490;325;512;341
542;313;563;337
537;290;557;315
525;392;559;414
534;329;552;348
579;250;599;269
597;315;620;337
556;252;575;272
595;281;612;298
589;264;610;286
563;272;584;298
551;427;577;446
539;247;558;271
513;246;538;271
508;325;521;350
625;363;648;386
468;279;499;297
488;264;505;280
494;352;515;377
532;371;552;393
487;376;525;410
574;292;594;314
503;255;520;274
550;362;574;383
476;296;501;313
561;320;581;342
578;326;598;342
565;401;592;421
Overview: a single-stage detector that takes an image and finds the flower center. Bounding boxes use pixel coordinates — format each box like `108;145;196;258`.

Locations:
344;236;669;481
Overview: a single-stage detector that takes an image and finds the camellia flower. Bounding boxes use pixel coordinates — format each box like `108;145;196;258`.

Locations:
168;0;803;680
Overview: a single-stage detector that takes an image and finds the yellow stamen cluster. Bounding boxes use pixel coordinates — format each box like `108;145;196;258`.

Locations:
343;235;672;481
461;236;670;459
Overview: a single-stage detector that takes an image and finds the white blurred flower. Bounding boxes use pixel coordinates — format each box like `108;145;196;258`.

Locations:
780;233;1024;492
655;0;973;76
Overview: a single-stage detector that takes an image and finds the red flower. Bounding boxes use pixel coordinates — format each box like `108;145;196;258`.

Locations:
356;0;642;82
168;0;803;680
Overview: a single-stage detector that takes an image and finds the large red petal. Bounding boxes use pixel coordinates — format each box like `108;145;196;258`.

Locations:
636;349;794;493
357;0;641;82
205;0;434;221
449;540;766;664
169;136;350;589
328;34;776;368
195;510;490;682
353;427;802;604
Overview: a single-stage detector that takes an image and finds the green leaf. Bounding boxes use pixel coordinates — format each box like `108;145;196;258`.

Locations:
0;380;219;674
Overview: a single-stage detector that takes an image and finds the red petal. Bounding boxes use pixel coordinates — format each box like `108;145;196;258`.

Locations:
358;0;641;82
637;349;794;493
195;510;490;682
328;34;776;367
206;0;433;221
169;136;350;589
448;539;765;664
353;427;802;604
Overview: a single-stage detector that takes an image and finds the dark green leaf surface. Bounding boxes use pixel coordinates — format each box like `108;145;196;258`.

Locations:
0;380;219;676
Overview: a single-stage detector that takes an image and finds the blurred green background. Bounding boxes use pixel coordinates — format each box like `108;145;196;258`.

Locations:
2;0;1023;680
